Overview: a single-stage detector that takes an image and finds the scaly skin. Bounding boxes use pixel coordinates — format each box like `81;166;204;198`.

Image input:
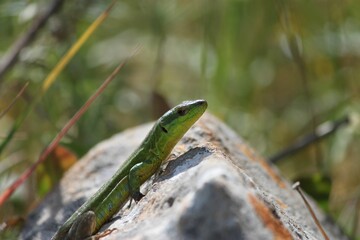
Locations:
51;99;207;240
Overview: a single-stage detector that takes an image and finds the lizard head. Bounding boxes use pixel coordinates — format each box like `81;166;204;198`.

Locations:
158;99;207;139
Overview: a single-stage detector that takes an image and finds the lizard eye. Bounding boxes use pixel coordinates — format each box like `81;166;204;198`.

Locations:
177;108;188;116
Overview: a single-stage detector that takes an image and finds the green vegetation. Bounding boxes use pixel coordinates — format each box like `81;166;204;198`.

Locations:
0;0;359;238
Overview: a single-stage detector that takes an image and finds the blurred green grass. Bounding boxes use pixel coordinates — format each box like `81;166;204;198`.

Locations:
0;0;359;238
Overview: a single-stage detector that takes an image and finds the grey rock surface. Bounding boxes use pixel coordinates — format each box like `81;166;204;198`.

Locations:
21;113;347;240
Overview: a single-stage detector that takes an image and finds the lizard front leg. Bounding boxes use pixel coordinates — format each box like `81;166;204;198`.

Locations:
128;159;161;202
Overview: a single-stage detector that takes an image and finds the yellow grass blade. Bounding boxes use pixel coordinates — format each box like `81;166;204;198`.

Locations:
42;1;116;93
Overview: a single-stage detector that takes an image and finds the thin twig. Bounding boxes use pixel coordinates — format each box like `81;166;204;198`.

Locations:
0;0;65;82
269;116;350;163
293;182;330;240
0;46;140;206
0;82;29;119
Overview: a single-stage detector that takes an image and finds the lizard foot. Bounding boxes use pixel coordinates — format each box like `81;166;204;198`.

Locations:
128;191;145;208
88;228;117;240
131;191;145;202
96;228;117;239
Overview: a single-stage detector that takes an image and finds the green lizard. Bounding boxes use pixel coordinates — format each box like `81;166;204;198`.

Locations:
51;99;207;240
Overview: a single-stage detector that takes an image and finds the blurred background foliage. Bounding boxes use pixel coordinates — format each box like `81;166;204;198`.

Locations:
0;0;359;238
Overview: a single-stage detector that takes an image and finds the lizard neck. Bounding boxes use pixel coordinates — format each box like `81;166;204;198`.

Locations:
142;123;181;160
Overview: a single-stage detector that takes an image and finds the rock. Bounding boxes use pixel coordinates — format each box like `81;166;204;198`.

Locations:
20;113;348;240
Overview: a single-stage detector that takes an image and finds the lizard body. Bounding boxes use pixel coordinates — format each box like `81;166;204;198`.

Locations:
51;99;207;240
